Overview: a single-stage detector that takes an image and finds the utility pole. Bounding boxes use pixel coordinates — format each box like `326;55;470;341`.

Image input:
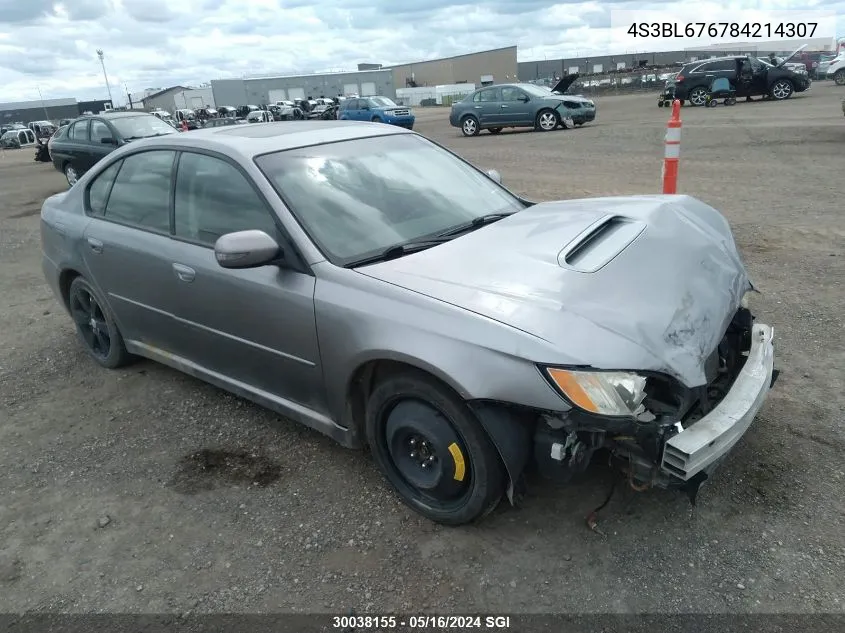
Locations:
96;49;114;106
36;86;50;119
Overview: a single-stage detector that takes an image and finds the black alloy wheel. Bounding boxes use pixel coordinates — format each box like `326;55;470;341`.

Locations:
67;277;133;368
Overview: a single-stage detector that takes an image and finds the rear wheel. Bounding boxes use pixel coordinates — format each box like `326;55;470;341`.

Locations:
365;370;505;525
460;115;480;137
688;87;708;106
371;116;382;123
834;69;845;86
67;277;133;369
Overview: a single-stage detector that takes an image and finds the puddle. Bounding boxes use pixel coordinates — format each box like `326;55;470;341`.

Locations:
168;448;281;494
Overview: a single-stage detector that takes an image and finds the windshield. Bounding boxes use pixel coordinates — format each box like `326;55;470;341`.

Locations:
367;96;396;108
255;134;525;266
111;115;178;139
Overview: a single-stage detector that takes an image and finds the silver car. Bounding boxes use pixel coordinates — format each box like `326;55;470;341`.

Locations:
40;121;776;525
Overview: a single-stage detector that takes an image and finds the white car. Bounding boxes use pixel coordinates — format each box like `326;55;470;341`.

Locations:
826;52;845;85
246;110;273;123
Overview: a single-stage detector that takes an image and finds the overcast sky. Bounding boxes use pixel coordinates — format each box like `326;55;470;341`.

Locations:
0;0;842;104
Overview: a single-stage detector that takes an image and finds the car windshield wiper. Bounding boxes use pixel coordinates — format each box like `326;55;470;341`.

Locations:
346;236;456;268
122;132;174;140
436;212;514;238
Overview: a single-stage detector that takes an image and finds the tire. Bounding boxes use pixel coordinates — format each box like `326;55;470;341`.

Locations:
658;101;665;107
769;79;793;100
365;370;505;525
834;69;845;86
688;87;708;106
488;127;502;134
460;115;480;137
371;116;382;123
535;109;559;131
67;277;133;369
64;163;79;187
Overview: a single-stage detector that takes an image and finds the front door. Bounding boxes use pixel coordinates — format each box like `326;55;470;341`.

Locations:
498;86;532;125
80;149;189;356
85;118;114;171
166;150;326;413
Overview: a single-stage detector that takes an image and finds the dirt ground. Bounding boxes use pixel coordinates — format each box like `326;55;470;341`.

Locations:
1;84;844;616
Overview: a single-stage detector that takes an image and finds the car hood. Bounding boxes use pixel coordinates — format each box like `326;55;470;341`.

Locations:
357;195;752;388
551;73;579;94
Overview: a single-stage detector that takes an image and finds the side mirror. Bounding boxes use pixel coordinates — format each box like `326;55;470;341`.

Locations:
101;137;117;144
519;95;530;102
486;169;502;184
361;105;370;110
214;230;281;269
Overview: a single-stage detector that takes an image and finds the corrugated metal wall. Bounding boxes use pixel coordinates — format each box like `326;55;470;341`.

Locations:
390;46;518;88
212;70;395;107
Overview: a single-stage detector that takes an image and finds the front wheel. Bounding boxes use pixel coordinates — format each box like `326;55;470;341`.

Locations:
365;371;505;525
769;79;793;100
460;115;480;137
834;69;845;86
64;163;79;187
535;109;559;131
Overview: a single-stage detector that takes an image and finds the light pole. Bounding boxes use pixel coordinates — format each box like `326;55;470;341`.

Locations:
96;49;114;106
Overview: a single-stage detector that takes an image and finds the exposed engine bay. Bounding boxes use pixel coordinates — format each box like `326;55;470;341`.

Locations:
531;305;769;501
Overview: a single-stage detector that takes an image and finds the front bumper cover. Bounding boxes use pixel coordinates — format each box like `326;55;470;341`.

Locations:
661;323;775;481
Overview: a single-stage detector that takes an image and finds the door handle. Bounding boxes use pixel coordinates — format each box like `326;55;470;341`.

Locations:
86;237;103;253
474;105;482;109
501;104;509;108
172;263;196;283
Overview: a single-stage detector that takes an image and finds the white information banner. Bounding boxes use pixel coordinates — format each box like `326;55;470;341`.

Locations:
609;9;836;50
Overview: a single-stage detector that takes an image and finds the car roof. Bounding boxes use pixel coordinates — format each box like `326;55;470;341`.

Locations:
685;56;743;65
121;120;413;159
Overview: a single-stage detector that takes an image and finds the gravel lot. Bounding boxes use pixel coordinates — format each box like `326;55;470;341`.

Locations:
1;84;844;616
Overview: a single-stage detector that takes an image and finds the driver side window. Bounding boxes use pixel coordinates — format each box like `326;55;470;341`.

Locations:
501;87;526;102
173;152;278;246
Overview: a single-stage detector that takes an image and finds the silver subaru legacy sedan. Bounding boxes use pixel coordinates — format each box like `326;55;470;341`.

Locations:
40;121;776;525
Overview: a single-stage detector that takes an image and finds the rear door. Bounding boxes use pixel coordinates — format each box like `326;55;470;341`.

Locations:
165;150;326;412
470;87;502;125
81;150;188;356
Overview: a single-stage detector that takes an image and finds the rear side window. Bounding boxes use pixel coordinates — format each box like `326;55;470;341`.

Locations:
173;152;277;246
104;150;175;232
87;160;123;216
70;121;89;141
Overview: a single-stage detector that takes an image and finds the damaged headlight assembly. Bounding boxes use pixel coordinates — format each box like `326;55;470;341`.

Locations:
544;368;650;417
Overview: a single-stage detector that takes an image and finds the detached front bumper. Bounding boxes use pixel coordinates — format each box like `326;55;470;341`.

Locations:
661;323;775;481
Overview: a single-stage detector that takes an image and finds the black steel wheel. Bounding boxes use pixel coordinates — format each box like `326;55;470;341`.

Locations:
365;370;505;525
68;277;133;368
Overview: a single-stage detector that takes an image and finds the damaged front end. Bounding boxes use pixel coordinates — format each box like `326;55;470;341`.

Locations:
531;304;777;504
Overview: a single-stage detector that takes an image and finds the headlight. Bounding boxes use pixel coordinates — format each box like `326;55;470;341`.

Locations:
545;368;648;417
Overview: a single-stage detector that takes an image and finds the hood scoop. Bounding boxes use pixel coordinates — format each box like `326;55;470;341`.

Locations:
557;214;646;273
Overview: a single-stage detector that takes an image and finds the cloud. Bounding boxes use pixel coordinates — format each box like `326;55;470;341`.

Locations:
0;0;842;103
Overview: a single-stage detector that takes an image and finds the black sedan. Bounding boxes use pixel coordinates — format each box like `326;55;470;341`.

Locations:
49;112;178;187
